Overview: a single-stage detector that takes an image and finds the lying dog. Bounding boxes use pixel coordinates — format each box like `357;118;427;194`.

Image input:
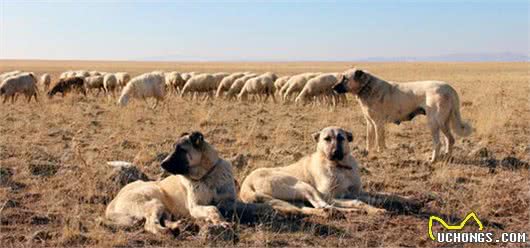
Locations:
239;126;384;217
104;132;236;235
333;68;472;162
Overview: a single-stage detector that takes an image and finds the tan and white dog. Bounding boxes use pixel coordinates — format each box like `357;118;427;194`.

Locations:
333;68;472;162
104;132;236;235
239;126;383;217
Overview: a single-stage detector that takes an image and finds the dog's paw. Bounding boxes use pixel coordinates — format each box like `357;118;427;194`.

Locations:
320;207;346;219
366;207;386;215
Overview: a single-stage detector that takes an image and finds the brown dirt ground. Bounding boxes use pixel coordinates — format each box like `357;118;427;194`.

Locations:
0;60;528;247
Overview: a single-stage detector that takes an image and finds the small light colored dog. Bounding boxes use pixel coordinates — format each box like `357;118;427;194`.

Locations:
333;68;472;162
239;126;383;217
104;132;236;235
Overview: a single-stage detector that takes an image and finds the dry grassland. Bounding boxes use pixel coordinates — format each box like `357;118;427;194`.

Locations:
0;60;528;247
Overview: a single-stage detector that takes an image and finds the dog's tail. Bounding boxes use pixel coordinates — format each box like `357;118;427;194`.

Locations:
450;91;472;137
357;191;423;213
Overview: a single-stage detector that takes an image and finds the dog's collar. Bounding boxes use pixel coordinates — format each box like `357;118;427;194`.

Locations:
202;158;222;178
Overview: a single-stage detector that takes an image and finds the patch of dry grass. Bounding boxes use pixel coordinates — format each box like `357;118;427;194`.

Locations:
0;60;528;247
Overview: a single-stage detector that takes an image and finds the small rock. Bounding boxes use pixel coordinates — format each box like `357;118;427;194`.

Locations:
101;162;149;197
31;216;50;225
28;161;59;177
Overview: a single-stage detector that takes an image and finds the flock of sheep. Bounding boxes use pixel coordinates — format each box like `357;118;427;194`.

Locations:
0;69;347;106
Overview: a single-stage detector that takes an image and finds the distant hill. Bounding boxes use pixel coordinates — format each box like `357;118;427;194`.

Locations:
359;52;529;62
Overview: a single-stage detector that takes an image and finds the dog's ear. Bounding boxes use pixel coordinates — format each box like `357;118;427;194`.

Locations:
345;131;353;142
189;131;204;148
353;70;364;81
312;132;320;142
179;132;190;137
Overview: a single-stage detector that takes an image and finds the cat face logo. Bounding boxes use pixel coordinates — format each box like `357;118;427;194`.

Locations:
428;212;484;240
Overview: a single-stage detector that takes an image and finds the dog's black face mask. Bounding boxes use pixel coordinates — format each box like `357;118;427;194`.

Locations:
161;144;190;175
160;132;204;175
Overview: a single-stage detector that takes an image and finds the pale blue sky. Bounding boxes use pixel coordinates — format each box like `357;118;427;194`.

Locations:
0;0;528;61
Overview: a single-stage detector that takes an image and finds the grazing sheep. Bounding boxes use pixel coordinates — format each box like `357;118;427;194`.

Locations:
48;77;87;98
115;72;131;89
60;70;90;79
215;72;246;98
164;72;185;93
74;70;90;78
40;73;51;91
238;72;278;102
0;73;39;103
103;73;118;97
180;73;191;82
0;70;22;82
274;75;291;92
212;72;230;87
118;71;166;107
89;71;102;76
180;73;218;99
59;71;69;79
295;73;341;105
84;75;105;96
283;72;320;101
225;74;257;100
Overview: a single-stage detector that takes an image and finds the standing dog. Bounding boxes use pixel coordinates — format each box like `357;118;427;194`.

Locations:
333;68;472;162
240;127;383;217
104;132;237;235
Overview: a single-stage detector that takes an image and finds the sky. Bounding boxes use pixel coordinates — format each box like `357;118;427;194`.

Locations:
0;0;528;61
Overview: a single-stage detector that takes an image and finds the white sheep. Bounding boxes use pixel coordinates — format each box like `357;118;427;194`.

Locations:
274;75;291;93
118;71;166;107
282;72;320;101
73;70;90;78
89;71;102;76
60;70;77;79
215;72;246;98
0;73;38;103
164;72;185;93
104;73;118;97
0;71;22;82
115;72;131;89
238;72;278;102
295;73;341;105
212;72;230;87
180;73;217;99
40;73;51;91
225;74;257;100
84;75;105;96
180;73;191;82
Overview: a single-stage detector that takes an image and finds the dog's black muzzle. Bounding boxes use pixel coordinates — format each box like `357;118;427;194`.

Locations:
160;146;190;175
330;144;344;161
